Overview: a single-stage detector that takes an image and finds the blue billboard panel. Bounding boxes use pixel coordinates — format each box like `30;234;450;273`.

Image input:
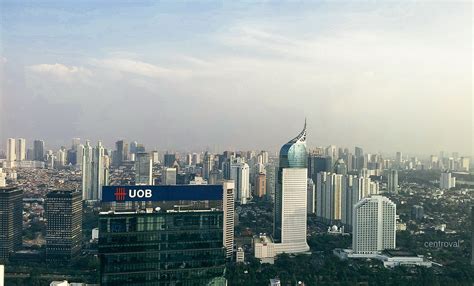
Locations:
101;185;223;202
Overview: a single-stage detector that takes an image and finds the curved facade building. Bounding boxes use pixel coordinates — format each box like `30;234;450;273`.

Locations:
273;121;310;254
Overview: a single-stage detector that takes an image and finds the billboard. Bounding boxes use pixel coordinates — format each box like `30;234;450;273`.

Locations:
101;185;223;202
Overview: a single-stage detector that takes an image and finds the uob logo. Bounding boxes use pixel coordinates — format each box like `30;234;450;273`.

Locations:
114;187;127;201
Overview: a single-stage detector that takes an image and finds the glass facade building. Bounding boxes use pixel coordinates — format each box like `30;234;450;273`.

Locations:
99;210;226;286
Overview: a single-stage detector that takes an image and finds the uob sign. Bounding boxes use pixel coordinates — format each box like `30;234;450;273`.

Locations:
114;187;152;201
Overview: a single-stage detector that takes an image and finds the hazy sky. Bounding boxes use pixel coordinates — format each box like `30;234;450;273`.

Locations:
0;1;472;155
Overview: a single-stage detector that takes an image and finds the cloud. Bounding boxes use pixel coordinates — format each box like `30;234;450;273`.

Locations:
28;63;92;82
91;58;191;80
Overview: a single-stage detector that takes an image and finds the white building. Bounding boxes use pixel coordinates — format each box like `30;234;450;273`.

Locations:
0;264;3;286
440;172;456;189
307;178;315;214
16;138;26;161
273;122;309;254
162;168;177;185
236;247;245;263
190;176;207;185
6;138;15;162
82;141;109;201
222;180;235;259
230;158;250;204
353;195;396;254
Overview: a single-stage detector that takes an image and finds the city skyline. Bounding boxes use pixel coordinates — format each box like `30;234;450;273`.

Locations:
1;1;472;155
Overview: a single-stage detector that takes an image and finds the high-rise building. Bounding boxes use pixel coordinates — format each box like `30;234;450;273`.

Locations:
164;153;177;167
353;195;396;254
307;178;315;214
440;172;456;190
45;190;82;263
265;164;276;201
222;180;235;259
334;158;347;175
71;138;81;150
192;153;200;165
114;140;126;166
162;168;177;185
82;141;93;200
411;205;424;220
255;172;266;198
135;152;153;185
76;144;84;168
308;155;331;181
82;141;109;201
33;140;45;161
15;138;26;161
273;121;309;254
0;187;23;262
387;169;399;194
230;158;250;204
6;138;15;162
203;152;213;180
98;185;231;285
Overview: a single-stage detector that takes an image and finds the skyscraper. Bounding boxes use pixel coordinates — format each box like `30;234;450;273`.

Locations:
273;121;309;254
230;158;250;204
387;169;399;194
45;190;82;263
6;138;15;162
203;152;213;180
0;187;23;262
135;152;153;185
33;140;45;161
164;153;177;168
353;195;396;254
114;140;126;166
15;138;26;161
82;141;93;200
222;180;235;259
307;178;315;214
255;172;266;198
162;168;177;185
440;172;456;190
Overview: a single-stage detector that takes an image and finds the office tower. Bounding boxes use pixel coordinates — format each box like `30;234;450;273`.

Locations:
162;168;177;185
56;148;66;167
86;141;109;201
164;153;177;168
0;187;23;262
236;247;244;263
265;164;276;201
230;158;250;204
255;172;266;198
185;153;192;166
352;195;396;254
129;141;138;154
114;140;126;166
6;138;15;162
430;155;439;169
135;152;153;185
273;122;309;254
45;151;55;169
325;145;337;167
354;147;363;158
308;155;332;181
341;175;354;225
387;169;399;194
45;190;82;263
334;158;347;175
222;180;235;259
15;138;26;161
307;179;315;214
411;205;424;220
316;172;343;223
98;185;230;285
0;264;3;286
81;141;93;200
440;172;456;190
76;144;84;168
151;151;159;165
192;153;200;165
203;152;213;180
33;140;45;161
71;138;80;150
460;157;470;172
395;152;403;166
